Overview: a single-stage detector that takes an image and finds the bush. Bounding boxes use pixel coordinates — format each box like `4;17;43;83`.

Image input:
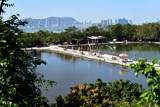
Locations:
51;79;145;107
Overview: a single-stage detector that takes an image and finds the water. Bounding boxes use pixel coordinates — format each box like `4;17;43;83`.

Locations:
82;43;160;61
35;43;160;103
36;54;145;102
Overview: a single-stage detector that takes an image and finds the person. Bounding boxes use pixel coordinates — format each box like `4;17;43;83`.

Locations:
78;47;80;51
98;50;100;55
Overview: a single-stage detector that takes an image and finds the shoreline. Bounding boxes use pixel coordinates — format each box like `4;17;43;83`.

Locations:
23;41;160;49
25;46;132;67
25;45;160;69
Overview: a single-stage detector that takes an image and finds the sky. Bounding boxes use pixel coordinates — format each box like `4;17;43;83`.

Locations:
3;0;160;24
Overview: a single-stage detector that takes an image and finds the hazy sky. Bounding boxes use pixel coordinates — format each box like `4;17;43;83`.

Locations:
4;0;160;24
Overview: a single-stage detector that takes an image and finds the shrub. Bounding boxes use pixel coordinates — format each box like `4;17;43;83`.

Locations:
52;79;145;107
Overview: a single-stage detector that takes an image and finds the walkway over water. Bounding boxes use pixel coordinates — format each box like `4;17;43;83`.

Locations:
55;41;140;47
58;41;160;47
25;45;160;70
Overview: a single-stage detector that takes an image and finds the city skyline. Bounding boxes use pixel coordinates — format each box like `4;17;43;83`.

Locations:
4;0;160;24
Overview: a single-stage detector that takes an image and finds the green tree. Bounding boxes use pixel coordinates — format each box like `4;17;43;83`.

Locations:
86;26;100;36
136;24;150;41
148;23;160;40
63;26;78;44
122;24;135;40
130;58;160;106
0;0;55;106
110;24;123;41
52;79;145;107
105;25;114;41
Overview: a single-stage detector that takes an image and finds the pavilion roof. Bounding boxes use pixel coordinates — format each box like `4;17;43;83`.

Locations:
87;36;102;39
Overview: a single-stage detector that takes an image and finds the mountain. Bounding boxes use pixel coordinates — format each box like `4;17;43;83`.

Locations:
21;17;82;28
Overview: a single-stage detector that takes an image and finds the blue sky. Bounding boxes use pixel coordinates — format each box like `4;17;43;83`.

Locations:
4;0;160;24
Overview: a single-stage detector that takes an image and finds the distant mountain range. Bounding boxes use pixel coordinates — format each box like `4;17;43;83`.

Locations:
21;17;82;28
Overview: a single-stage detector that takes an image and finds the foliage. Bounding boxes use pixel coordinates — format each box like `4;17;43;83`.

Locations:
51;79;145;107
17;22;160;47
109;24;124;41
86;26;100;36
0;0;56;106
122;24;136;40
130;58;160;106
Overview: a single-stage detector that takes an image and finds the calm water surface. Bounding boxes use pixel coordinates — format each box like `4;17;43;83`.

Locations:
36;43;160;102
82;43;160;60
35;58;137;101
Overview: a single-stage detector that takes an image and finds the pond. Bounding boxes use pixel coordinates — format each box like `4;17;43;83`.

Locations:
36;43;160;103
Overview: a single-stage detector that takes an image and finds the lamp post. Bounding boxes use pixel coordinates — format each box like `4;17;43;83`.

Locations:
112;46;116;57
140;50;146;59
88;44;92;55
142;51;146;59
106;45;116;57
132;48;136;61
133;51;136;61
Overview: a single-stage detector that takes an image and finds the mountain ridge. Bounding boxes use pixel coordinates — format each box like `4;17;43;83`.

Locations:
21;17;82;28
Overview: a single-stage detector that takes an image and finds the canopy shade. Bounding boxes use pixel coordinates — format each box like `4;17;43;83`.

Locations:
119;53;128;57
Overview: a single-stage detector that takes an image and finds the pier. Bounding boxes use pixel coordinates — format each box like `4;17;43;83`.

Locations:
24;45;160;70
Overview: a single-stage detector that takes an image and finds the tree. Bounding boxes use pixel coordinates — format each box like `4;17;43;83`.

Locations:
63;26;78;44
122;24;135;40
0;0;55;106
130;58;160;106
110;24;123;41
105;25;114;41
86;26;100;36
136;24;151;41
148;23;160;40
52;79;145;107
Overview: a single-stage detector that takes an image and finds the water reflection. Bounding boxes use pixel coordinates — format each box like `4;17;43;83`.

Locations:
109;65;115;73
83;43;160;61
35;44;158;102
88;60;92;68
70;56;83;62
45;51;137;77
97;61;101;67
119;69;128;75
78;57;82;62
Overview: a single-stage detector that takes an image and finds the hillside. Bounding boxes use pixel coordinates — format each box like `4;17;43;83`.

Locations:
21;17;82;28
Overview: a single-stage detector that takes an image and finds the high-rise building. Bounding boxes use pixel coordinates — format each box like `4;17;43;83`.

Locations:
110;19;112;25
101;18;132;26
58;18;63;27
101;20;108;27
107;19;110;25
117;18;128;25
129;20;132;25
115;19;118;24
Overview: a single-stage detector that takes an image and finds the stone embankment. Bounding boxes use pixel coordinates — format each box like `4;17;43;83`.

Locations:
48;46;135;67
24;45;160;70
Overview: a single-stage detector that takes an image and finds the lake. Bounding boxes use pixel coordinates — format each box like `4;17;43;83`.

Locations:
36;43;160;103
